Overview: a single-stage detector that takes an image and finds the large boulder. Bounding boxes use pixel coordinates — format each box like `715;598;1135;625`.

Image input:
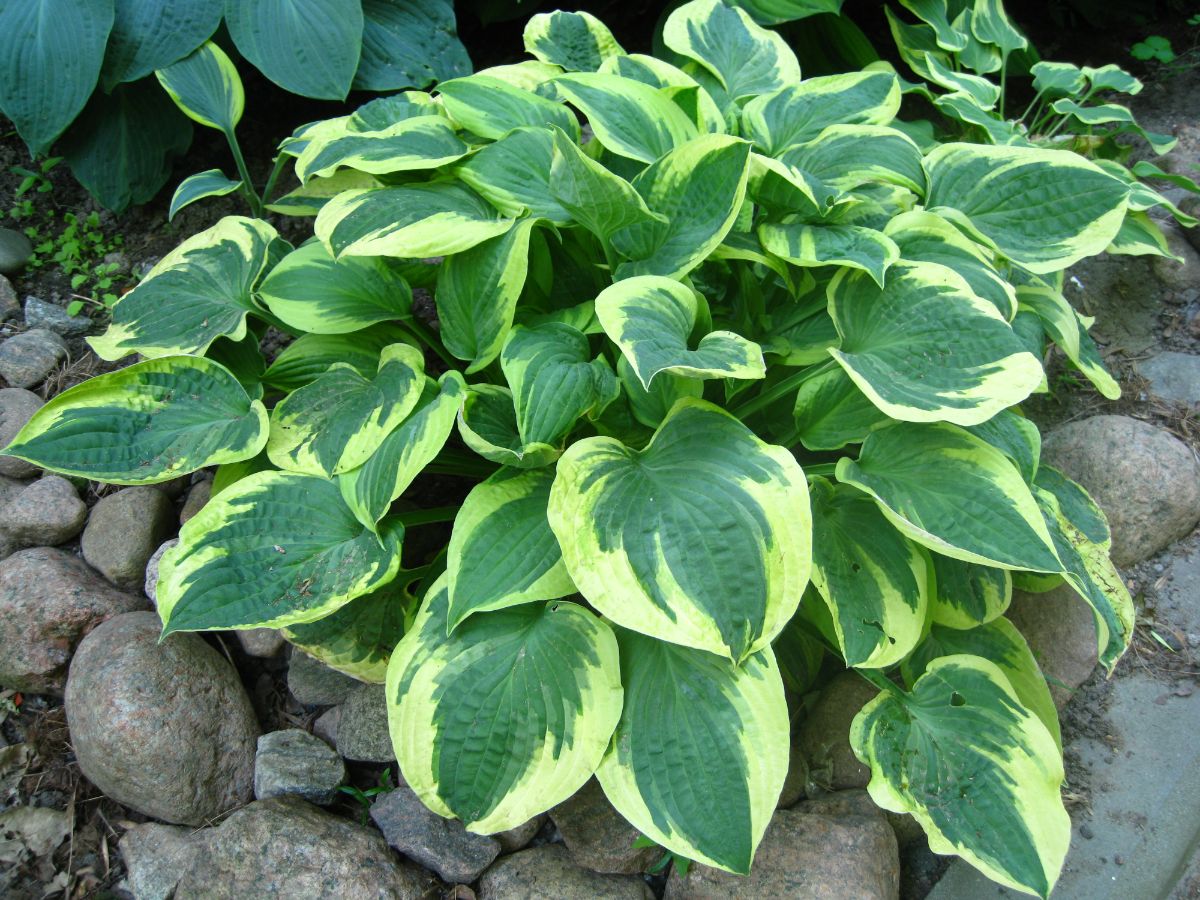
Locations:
479;844;653;900
82;487;176;589
371;785;501;883
0;547;146;693
795;671;877;791
0;388;44;478
65;611;259;825
1042;415;1200;565
550;778;659;874
1006;586;1099;709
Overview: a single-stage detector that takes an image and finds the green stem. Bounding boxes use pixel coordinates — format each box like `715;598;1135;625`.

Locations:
403;317;458;369
856;667;905;699
803;462;838;479
392;505;461;527
225;129;262;218
260;154;290;208
1019;88;1046;125
731;360;837;421
999;57;1008;120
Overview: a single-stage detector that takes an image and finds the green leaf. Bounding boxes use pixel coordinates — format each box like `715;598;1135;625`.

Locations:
523;10;624;73
760;223;900;287
355;0;471;91
970;0;1028;54
266;169;383;217
316;183;513;259
90;216;282;361
1015;280;1120;400
258;241;412;335
964;409;1040;482
155;40;244;134
925;143;1130;274
349;91;441;131
851;656;1069;897
262;326;414;391
1083;63;1141;95
548;398;812;662
458;384;562;469
1030;61;1085;97
437;219;536;373
828;263;1043;424
0;0;114;155
928;554;1011;629
596;629;788;874
295;116;469;181
169;170;243;221
836;422;1062;571
596;275;764;388
898;0;968;51
387;583;623;832
267;343;425;477
102;0;222;88
224;0;362;101
455;127;573;224
781;124;926;195
159;470;402;633
4;355;267;484
446;467;575;631
810;477;928;667
599;54;727;134
616;355;703;429
439;74;580;142
793;365;889;450
663;0;801;101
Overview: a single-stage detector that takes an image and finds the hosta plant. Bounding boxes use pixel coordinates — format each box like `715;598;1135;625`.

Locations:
6;2;1146;895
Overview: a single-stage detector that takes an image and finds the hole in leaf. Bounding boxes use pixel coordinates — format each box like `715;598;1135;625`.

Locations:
950;692;966;707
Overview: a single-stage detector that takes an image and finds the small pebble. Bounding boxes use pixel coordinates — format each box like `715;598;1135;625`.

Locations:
1080;823;1095;840
1114;855;1125;866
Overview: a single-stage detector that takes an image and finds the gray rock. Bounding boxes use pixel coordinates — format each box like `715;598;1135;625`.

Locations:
371;785;500;883
288;649;360;706
0;547;147;694
143;538;177;604
179;478;211;524
0;475;87;546
236;627;285;657
778;740;808;809
82;486;175;589
119;822;205;900
1183;195;1200;254
665;802;899;899
1138;351;1200;408
312;706;340;747
550;778;659;874
480;844;653;900
254;729;345;805
0;276;20;322
22;296;93;337
65;611;259;825
173;796;429;899
0;228;33;275
336;683;394;763
495;815;545;854
1043;415;1200;565
796;671;878;791
0;388;45;478
1007;586;1098;709
0;328;67;388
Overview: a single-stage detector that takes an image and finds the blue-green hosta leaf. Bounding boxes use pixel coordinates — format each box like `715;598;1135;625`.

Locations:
523;10;624;73
473;60;564;94
1082;63;1141;95
295;116;468;181
852;656;1070;897
596;628;789;874
355;0;471;91
898;0;968;50
4;356;267;484
616;356;703;429
0;0;113;155
446;467;575;631
262;325;414;391
828;262;1044;425
925;143;1130;274
1030;61;1085;97
340;372;466;528
437;219;536;373
596;275;764;388
206;332;267;400
225;0;362;101
929;554;1012;629
923;53;1001;109
810;477;928;667
103;0;223;88
458;384;561;469
90;217;282;361
746;154;836;218
268;344;425;477
741;70;901;156
316;183;513;259
965;409;1040;482
554;73;700;164
781;124;926;195
837;422;1062;571
266;170;383;217
549;398;812;661
456;128;573;224
169;170;243;222
1015;280;1120;400
663;0;801;101
387;583;623;832
259;241;412;334
761;223;900;287
933;94;1023;146
727;0;843;25
348;92;440;131
600;54;726;134
971;0;1028;53
611;133;752;279
439;75;579;142
793;365;889;450
155;40;244;134
1108;210;1181;259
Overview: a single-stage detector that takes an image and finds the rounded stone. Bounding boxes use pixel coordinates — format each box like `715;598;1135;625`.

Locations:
0;227;33;275
495;814;545;854
1006;585;1098;709
287;649;360;706
65;611;260;825
1137;351;1200;408
179;479;211;525
0;388;45;478
81;486;176;589
370;785;501;883
480;844;653;900
0;475;87;546
796;671;878;791
1042;415;1200;566
550;778;659;874
236;627;285;658
143;538;178;605
0;328;67;389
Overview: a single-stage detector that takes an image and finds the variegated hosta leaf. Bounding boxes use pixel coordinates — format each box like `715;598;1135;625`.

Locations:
611;134;752;279
155;41;243;134
616;356;703;429
971;0;1029;53
340;372;466;528
258;241;412;335
924;143;1130;274
965;409;1041;483
437;219;536;373
266;169;383;217
446;467;575;631
809;477;929;668
773;614;826;694
348;92;441;131
281;580;412;683
438;74;580;142
548;398;812;661
663;0;801;101
295;116;470;181
596;276;764;389
792;365;889;451
90;217;282;361
760;222;900;287
827;262;1044;426
268;344;425;477
315;183;513;259
852;656;1070;898
158;471;403;634
780;124;926;195
898;0;967;51
5;356;267;484
262;325;415;391
1015;279;1120;400
596;628;789;874
928;554;1012;629
169;169;243;222
458;384;561;469
456;127;573;224
837;422;1062;571
600;53;727;134
741;70;901;156
523;10;625;73
387;582;623;832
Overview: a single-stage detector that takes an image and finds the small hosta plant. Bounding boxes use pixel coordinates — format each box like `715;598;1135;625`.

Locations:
7;1;1146;895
